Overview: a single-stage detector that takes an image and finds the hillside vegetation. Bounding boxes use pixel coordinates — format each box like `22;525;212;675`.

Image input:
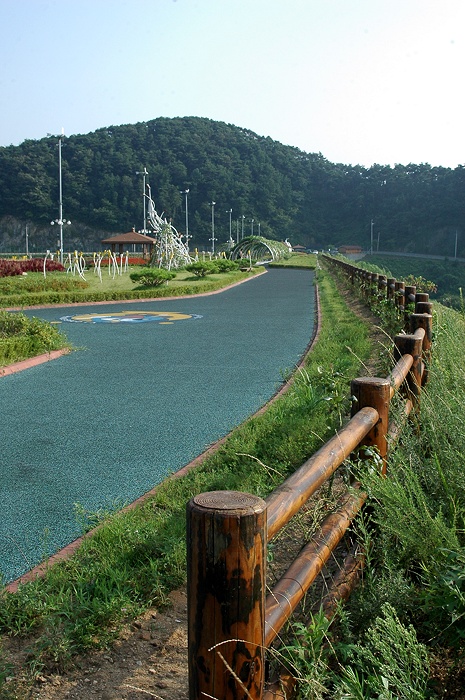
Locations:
362;253;465;309
0;117;464;255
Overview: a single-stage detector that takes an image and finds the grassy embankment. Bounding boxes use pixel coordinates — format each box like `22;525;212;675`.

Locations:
0;256;375;689
276;263;465;699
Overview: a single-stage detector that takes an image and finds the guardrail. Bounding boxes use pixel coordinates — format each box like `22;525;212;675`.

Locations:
186;258;433;700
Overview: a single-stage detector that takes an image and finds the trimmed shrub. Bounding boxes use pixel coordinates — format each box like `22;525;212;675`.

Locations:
129;268;176;287
185;261;217;277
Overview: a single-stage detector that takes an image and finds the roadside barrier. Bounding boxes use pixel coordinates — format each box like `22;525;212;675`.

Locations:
186;256;433;700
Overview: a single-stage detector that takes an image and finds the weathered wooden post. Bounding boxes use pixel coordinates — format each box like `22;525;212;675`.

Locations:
395;281;405;311
394;332;423;407
370;273;379;302
416;300;433;315
387;277;396;301
410;313;433;386
187;491;267;700
404;285;416;330
405;285;416;307
351;378;391;475
378;274;387;301
415;292;429;309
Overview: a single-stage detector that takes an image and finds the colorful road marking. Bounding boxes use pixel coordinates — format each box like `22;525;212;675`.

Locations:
59;310;203;324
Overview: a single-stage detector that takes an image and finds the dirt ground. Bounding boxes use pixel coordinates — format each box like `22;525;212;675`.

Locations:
27;588;190;700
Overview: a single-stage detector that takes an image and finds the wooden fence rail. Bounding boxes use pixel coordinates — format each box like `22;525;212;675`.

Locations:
186;257;433;700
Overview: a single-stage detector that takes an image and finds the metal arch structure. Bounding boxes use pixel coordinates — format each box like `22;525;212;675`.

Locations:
229;236;291;263
145;185;192;270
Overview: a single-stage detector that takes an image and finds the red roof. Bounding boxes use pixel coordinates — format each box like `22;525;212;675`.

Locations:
101;230;157;245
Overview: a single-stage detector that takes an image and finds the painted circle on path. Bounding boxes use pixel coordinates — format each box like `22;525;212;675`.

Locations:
59;310;203;324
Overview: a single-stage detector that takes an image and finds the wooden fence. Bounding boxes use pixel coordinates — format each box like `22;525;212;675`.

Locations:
186;257;433;700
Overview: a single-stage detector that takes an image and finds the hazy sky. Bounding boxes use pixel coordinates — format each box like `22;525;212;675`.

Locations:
1;0;463;168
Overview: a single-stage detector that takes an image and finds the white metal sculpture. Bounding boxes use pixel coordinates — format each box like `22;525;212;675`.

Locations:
66;251;86;280
93;250;128;282
145;185;192;270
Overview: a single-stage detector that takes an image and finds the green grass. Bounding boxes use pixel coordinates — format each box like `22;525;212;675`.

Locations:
269;252;317;269
0;310;70;367
0;265;373;687
0;266;264;308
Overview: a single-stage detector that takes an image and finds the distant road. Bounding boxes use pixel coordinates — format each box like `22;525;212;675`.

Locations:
363;250;465;263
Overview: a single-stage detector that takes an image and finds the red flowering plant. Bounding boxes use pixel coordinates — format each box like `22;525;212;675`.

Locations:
0;258;65;277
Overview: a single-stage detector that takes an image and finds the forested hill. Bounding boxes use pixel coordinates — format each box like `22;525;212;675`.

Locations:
0;116;463;255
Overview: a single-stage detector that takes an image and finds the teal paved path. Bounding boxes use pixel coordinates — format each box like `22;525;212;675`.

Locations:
0;268;315;583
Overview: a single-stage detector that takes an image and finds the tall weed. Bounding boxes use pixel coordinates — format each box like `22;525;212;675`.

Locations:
334;604;430;700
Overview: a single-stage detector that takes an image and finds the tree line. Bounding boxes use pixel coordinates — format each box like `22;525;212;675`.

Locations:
0;116;463;254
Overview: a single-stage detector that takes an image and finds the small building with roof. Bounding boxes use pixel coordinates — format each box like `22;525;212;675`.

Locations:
101;228;156;257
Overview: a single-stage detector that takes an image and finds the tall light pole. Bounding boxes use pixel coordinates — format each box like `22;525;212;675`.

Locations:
50;130;71;264
226;208;233;246
370;219;374;255
251;218;254;236
136;167;149;234
180;189;190;250
209;201;217;254
241;214;245;240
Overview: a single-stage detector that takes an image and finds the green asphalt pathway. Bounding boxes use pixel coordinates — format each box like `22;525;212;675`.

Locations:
0;268;315;583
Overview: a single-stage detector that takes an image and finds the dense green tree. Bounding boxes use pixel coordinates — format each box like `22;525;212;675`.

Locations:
0;116;463;254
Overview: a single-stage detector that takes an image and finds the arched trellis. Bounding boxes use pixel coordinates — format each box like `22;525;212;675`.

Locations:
229;236;291;262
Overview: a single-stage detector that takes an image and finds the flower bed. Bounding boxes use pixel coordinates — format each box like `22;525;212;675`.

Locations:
0;258;65;278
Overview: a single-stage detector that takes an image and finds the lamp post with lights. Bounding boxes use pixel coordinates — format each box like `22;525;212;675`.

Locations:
226;208;233;246
50;131;71;264
136;167;149;234
209;201;217;254
180;188;190;250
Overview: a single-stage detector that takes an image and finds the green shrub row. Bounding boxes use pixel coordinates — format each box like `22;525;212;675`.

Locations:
0;311;69;366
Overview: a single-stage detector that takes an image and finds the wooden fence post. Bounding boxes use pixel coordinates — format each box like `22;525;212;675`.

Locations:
187;491;267;700
387;278;396;301
378;275;387;300
394;333;423;407
395;281;405;311
410;313;433;386
410;313;433;353
404;285;416;330
350;377;391;474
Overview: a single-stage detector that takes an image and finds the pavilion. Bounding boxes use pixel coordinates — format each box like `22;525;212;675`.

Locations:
101;228;156;257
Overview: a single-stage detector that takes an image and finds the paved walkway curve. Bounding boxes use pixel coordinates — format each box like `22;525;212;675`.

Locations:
1;268;315;584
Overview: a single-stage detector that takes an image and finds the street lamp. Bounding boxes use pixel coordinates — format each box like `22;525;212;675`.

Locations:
136;167;149;234
241;214;245;240
251;218;254;236
50;131;71;264
209;201;217;254
226;208;232;246
180;189;190;250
